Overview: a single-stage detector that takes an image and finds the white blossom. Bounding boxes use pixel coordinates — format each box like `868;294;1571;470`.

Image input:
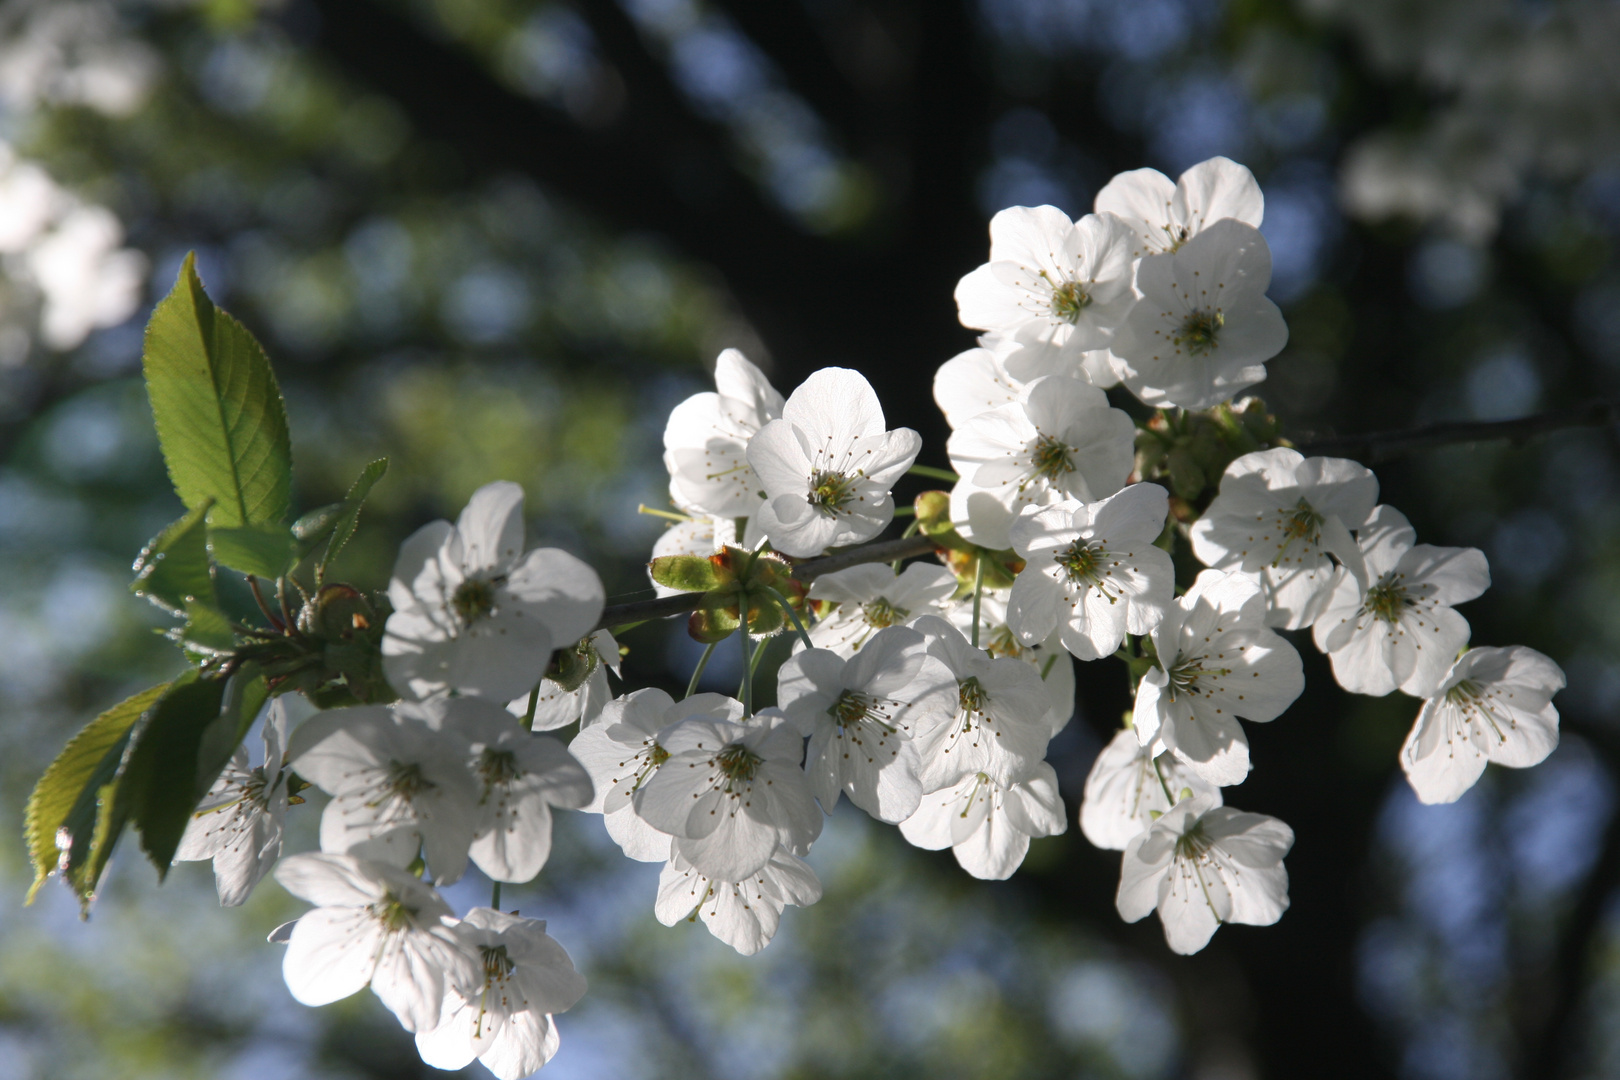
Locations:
776;625;957;823
1115;794;1293;955
1189;449;1378;629
943;591;1076;736
1007;483;1175;661
898;762;1066;880
654;846;823;956
175;698;293;906
383;481;604;702
746;367;922;557
954;206;1138;368
662;348;784;519
414;908;587;1080
633;709;822;882
1109;220;1288;411
440;697;595;884
1094;156;1264;260
506;628;620;731
946;374;1137;550
288;701;483;884
1079;727;1222;852
909;615;1054;790
274;853;480;1032
934;344;1027;430
1134;570;1304;786
1401;645;1565;804
803;562;958;658
1313;505;1490;698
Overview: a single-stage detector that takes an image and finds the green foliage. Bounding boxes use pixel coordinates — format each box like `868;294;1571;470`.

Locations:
121;670;231;879
24;683;170;904
143;252;293;530
207;522;296;579
318;458;388;575
914;490;1022;595
130;500;217;615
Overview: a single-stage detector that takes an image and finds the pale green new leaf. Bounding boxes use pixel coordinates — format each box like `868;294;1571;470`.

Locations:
143;252;292;529
130;500;216;614
320;458;388;575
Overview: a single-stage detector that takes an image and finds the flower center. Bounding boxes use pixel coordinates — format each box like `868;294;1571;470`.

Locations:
385;761;435;801
1166;656;1231;701
860;596;909;628
1056;540;1103;584
807;470;857;515
1173;310;1223;355
481;943;516;982
1174;823;1213;860
1047;277;1091;323
829;689;877;727
958;676;989;716
368;892;417;932
478;748;521;791
1029;435;1075;484
1363;577;1408;624
452;578;497;624
985;624;1025;660
715;744;762;782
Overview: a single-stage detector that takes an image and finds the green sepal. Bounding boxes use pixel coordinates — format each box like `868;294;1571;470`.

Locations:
208;521;296;579
143;252;293;529
24;683;170;906
130;500;216;615
649;553;729;592
545;635;601;693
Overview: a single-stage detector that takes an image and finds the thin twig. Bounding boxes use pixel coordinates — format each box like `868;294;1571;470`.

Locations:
592;533;939;632
1296;401;1620;464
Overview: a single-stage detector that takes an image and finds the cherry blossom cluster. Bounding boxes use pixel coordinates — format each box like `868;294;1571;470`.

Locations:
168;155;1565;1075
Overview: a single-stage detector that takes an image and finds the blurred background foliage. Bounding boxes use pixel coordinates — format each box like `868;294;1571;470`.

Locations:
2;0;1620;1078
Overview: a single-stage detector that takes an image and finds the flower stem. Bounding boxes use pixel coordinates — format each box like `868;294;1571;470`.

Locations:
490;881;502;910
637;504;692;523
740;597;754;717
521;685;540;731
970;556;985;649
892;505;916;517
759;585;814;650
685;641;718;699
892;518;921;574
1151;755;1177;805
908;464;960;483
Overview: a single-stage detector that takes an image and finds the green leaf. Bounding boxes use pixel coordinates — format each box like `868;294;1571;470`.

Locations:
195;667;267;798
24;683;169;904
319;458;388;574
650;553;726;592
208;522;295;578
123;670;230;878
131;500;216;615
143;252;292;529
176;599;237;655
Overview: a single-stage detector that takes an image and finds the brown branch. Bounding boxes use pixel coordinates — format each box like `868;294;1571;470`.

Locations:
1295;401;1620;464
595;532;939;631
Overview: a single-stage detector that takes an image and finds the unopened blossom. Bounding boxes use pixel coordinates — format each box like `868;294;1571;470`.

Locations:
1079;727;1222;851
414;908;586;1080
662;349;784;519
1134;570;1304;786
507;629;620;731
1116;794;1293;955
898;762;1066;880
746;367;922;557
1109;220;1289;411
776;625;958;822
1094;156;1264;260
944;591;1076;736
909;615;1055;790
633;709;822;882
1313;505;1490;698
1008;483;1174;661
175;698;294;906
274;853;481;1032
288;701;482;884
383;481;604;702
804;562;958;658
946;374;1137;550
443;697;594;884
654;846;823;956
570;689;733;862
1190;449;1378;630
1401;645;1565;804
954;206;1138;366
